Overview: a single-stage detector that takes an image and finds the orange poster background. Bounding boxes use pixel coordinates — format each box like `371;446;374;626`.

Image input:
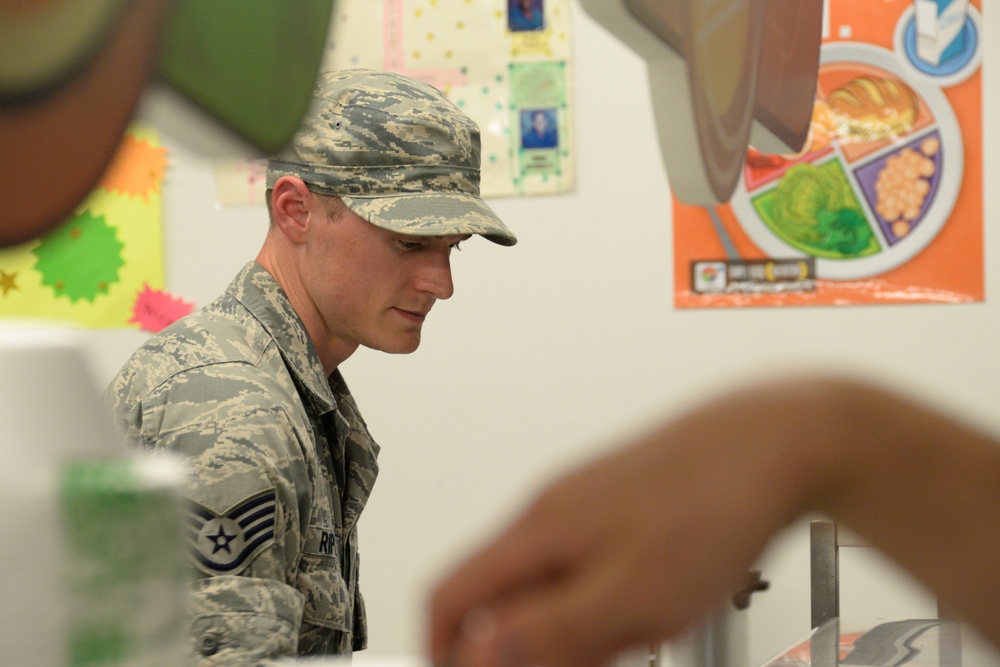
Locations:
673;0;983;308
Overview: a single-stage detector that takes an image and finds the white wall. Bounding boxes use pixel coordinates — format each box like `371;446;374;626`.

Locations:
72;2;999;665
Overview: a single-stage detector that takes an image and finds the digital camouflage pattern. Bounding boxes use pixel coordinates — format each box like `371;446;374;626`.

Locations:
266;69;517;246
104;262;380;665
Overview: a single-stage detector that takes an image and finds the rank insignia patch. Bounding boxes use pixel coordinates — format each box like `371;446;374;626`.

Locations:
187;489;277;576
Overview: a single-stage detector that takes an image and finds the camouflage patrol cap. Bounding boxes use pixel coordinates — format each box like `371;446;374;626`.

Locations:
266;69;517;246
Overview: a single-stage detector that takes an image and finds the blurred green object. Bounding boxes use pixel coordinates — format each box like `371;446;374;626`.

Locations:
158;0;335;152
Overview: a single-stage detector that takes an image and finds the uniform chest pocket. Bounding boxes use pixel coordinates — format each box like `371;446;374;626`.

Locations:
297;527;352;632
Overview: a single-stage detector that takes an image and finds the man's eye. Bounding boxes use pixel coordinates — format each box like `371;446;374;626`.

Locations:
450;241;463;252
398;240;424;251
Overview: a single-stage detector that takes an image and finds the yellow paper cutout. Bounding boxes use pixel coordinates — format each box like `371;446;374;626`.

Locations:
0;124;166;328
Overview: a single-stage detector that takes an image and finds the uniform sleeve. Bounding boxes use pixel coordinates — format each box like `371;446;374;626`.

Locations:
135;367;320;663
188;576;303;665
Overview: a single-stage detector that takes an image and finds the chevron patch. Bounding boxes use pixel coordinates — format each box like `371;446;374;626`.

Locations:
187;489;277;576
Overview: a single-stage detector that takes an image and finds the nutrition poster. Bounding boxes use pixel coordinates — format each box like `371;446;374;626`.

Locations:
674;0;983;308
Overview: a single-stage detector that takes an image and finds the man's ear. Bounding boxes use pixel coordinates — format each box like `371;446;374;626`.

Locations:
271;176;314;243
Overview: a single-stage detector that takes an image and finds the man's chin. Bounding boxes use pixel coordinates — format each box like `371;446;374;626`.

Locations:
367;336;421;355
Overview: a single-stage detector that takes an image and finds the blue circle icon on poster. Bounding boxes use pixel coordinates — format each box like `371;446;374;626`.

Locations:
894;3;981;86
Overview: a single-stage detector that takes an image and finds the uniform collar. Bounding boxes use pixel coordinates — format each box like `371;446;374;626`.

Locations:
227;261;336;414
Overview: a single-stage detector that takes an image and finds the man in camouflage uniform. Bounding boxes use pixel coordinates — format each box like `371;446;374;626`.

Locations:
105;69;516;665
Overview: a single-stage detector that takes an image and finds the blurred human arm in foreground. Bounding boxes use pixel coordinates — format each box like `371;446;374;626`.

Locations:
428;375;1000;667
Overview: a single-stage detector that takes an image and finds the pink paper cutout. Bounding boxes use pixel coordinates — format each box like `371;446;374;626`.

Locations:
130;284;195;333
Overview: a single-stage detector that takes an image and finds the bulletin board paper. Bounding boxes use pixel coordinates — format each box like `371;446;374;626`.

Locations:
673;0;983;308
214;0;575;206
0;124;172;329
326;0;575;198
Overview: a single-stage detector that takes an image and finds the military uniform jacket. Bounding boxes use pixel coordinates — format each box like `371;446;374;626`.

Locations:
105;262;380;665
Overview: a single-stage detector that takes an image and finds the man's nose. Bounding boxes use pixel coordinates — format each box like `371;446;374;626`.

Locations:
415;254;455;300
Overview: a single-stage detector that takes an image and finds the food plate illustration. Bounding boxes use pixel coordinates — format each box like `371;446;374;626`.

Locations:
730;43;962;281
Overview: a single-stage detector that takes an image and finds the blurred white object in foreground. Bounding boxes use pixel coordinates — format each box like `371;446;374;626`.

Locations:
0;328;187;666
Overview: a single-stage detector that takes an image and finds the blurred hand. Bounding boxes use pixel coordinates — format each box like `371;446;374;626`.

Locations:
429;375;1000;665
428;380;826;667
